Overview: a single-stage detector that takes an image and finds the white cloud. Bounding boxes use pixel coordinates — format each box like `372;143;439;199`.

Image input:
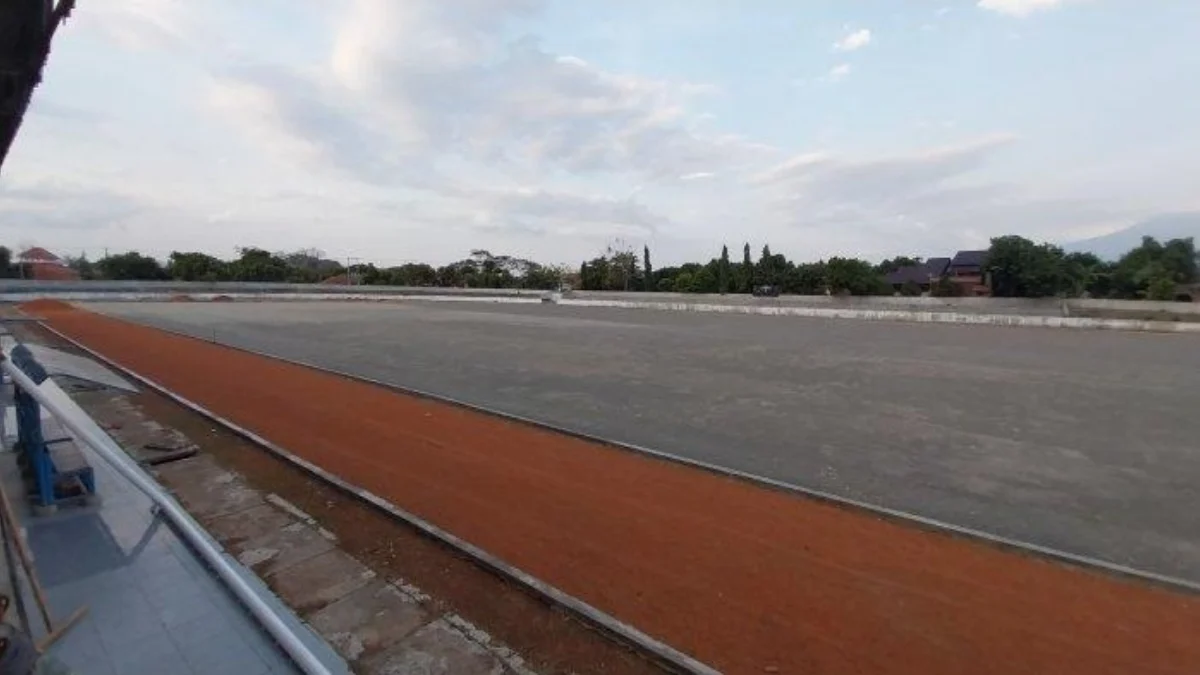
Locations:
73;0;203;51
824;63;853;83
739;133;1136;258
833;28;872;52
0;180;147;231
977;0;1088;18
309;0;764;184
472;187;670;237
13;0;1192;267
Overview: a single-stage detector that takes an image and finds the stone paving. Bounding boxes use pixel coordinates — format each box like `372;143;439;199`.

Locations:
76;389;538;675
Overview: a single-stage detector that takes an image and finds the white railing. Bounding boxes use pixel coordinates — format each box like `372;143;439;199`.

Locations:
0;349;333;675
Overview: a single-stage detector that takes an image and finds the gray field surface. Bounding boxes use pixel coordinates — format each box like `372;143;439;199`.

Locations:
84;300;1200;582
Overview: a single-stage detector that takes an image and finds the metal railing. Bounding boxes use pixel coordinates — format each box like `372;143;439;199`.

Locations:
0;345;332;675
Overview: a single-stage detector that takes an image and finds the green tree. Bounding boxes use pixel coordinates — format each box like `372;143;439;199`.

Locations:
167;251;228;281
758;245;775;286
1112;236;1197;299
1063;251;1113;298
876;256;922;275
985;235;1073;298
692;266;718;293
606;242;639;291
741;243;753;293
0;246;15;278
63;253;97;280
672;271;694;292
825;257;888;296
718;245;731;294
350;262;383;285
580;257;608;290
521;264;565;290
784;262;826;295
227;247;290;282
97;251;168;280
438;262;470;287
579;242;639;291
1146;272;1178;301
643;245;654;292
386;263;438;286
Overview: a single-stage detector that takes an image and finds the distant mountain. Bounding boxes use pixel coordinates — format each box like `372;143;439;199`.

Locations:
1065;213;1200;260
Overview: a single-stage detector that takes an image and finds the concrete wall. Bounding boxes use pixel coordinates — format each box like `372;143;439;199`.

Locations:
1066;298;1200;315
556;297;1200;333
0;280;541;298
568;291;1069;316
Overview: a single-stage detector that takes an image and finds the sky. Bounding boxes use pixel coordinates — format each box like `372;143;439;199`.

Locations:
4;0;1200;267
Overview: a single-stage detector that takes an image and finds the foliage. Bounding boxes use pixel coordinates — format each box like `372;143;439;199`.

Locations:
985;235;1077;298
16;232;1193;303
783;262;827;295
382;263;437;286
1112;236;1197;299
168;251;228;281
0;246;15;278
227;248;290;282
900;280;923;297
757;245;777;286
825;257;889;296
580;241;640;291
283;249;341;276
642;246;654;292
876;256;922;275
1146;274;1178;301
521;263;567;290
96;251;167;280
718;245;731;294
740;243;753;293
1062;251;1112;298
63;253;97;280
429;250;554;289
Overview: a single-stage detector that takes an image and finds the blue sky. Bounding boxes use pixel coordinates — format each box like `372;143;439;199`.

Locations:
4;0;1199;266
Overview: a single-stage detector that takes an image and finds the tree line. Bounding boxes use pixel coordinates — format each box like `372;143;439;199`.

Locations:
579;235;1198;300
580;243;894;296
986;235;1197;301
4;233;1195;301
0;247;568;290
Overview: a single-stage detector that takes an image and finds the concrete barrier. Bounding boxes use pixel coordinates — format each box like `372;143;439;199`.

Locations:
0;279;543;299
0;291;545;305
571;291;1065;315
556;298;1200;333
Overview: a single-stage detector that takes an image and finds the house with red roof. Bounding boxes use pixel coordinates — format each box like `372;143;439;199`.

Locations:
16;247;81;281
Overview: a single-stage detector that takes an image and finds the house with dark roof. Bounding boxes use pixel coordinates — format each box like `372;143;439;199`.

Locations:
947;250;990;296
16;247;81;281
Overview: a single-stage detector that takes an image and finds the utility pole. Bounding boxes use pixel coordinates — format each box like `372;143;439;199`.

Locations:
346;257;359;286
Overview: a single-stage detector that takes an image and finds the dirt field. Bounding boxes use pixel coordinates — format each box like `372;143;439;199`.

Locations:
29;301;1200;675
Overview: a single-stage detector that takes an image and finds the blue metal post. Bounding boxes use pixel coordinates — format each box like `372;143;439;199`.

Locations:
13;386;53;507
